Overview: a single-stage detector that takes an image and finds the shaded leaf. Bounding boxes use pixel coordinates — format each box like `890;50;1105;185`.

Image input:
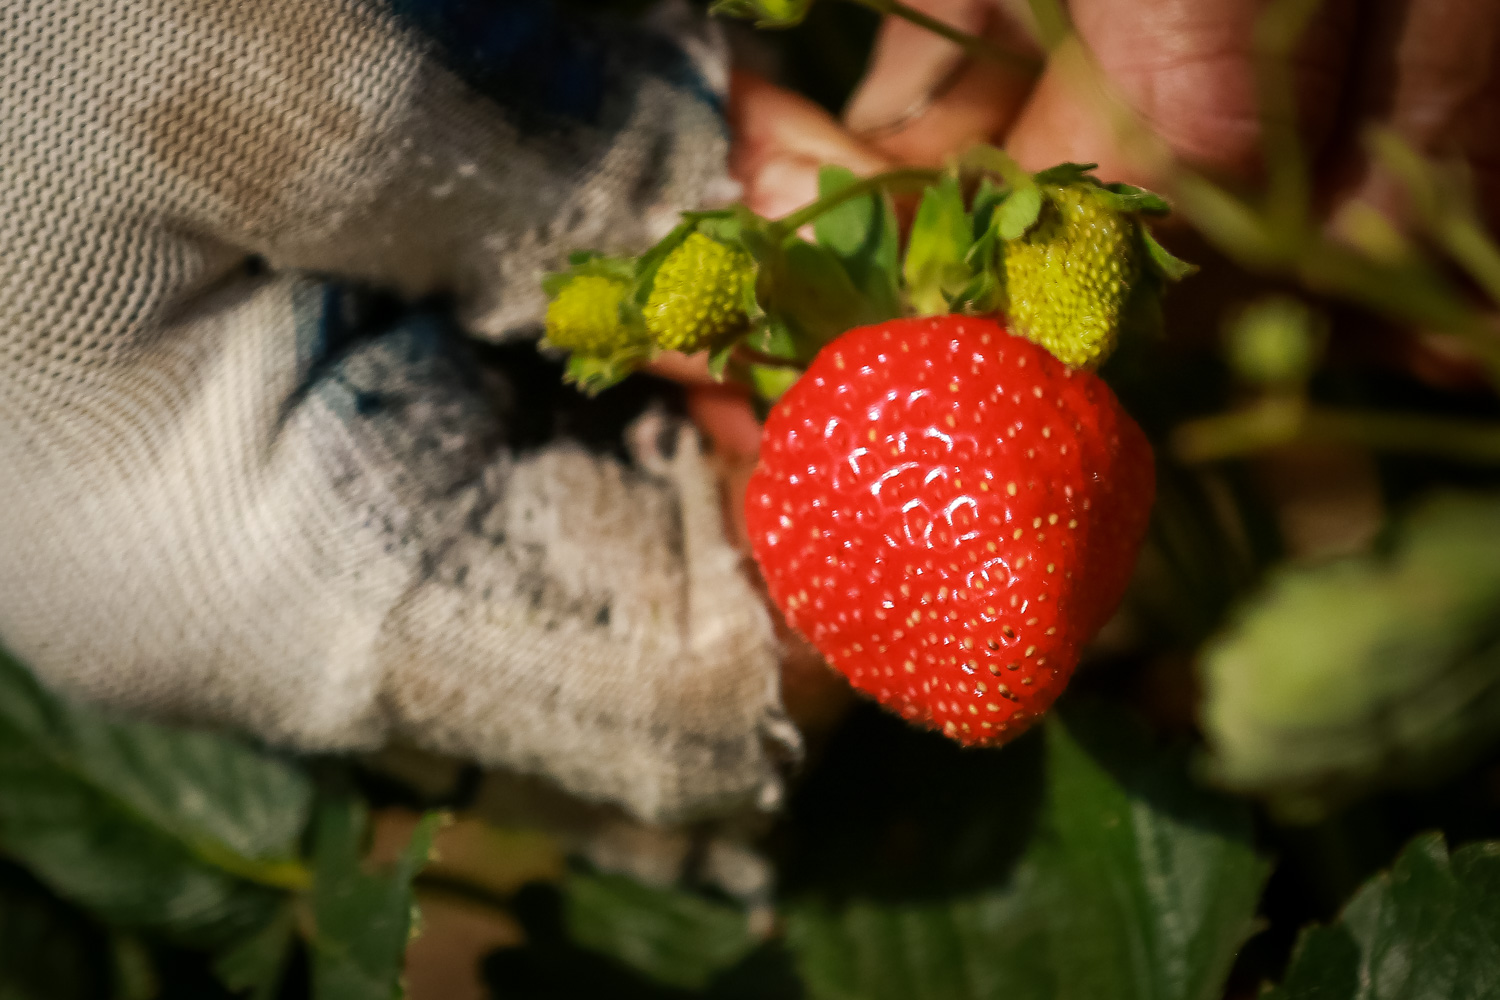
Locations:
309;799;439;1000
1200;492;1500;821
784;704;1270;1000
815;165;901;321
564;871;760;991
769;239;879;351
214;905;295;1000
903;177;973;315
1267;834;1500;1000
0;647;310;948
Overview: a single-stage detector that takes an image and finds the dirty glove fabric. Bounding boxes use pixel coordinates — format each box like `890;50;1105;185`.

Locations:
0;0;798;822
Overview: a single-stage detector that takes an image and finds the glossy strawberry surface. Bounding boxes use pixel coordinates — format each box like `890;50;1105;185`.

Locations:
746;316;1154;744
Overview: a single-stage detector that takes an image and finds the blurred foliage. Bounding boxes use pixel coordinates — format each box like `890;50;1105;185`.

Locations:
1267;834;1500;1000
1201;493;1500;822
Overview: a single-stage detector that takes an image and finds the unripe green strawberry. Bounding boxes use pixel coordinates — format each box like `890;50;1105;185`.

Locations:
645;232;754;353
1005;184;1139;369
545;275;640;355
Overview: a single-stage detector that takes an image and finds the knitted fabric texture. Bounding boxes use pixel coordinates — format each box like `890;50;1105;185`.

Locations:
0;0;797;823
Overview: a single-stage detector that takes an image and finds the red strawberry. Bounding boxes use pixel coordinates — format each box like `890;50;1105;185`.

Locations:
745;315;1154;745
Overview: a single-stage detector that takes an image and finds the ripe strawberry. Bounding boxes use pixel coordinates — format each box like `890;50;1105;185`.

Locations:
1004;183;1139;369
746;315;1153;745
645;232;754;353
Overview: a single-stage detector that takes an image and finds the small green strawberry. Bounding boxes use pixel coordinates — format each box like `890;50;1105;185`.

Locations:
644;232;755;353
1004;183;1139;369
544;275;641;355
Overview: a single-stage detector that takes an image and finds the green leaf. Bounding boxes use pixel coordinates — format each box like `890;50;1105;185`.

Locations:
903;177;973;315
214;905;295;1000
309;799;440;1000
815;166;902;321
784;705;1271;1000
0;646;311;948
1267;834;1500;1000
563;870;761;990
1140;227;1197;282
748;233;879;355
1200;491;1500;821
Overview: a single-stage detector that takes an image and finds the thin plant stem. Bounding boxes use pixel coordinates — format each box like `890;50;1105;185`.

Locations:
843;0;1043;75
769;166;942;237
1174;399;1500;464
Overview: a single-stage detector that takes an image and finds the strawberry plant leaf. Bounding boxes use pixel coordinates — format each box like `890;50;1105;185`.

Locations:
1266;834;1500;1000
904;177;974;315
214;904;295;1000
814;165;902;321
783;704;1270;1000
1200;491;1500;821
308;798;439;1000
0;646;310;949
562;869;762;990
765;239;879;352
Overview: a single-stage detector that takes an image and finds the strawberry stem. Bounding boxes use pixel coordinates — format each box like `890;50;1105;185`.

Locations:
1174;398;1500;464
769;167;942;238
735;344;809;370
841;0;1042;75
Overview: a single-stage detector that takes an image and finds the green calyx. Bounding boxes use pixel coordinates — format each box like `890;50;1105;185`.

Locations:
1003;183;1141;369
539;150;1196;397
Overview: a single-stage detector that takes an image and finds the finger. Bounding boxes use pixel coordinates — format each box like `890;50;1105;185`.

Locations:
686;382;763;459
843;0;1040;164
1335;0;1500;228
643;350;716;384
729;70;890;219
1006;0;1355;187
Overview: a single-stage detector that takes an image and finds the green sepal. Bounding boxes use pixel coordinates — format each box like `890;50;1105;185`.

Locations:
814;165;902;321
706;342;736;380
709;0;812;28
541;254;635;298
1140;226;1197;281
949;177;1007;313
630;220;699;309
903;175;973;315
1100;181;1172;215
563;348;652;396
1032;161;1099;186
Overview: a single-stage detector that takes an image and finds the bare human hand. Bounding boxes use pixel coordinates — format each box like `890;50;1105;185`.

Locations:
845;0;1500;232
